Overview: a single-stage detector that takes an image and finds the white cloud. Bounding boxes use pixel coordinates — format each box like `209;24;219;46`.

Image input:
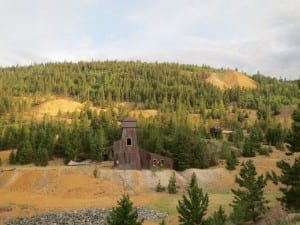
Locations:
0;0;299;79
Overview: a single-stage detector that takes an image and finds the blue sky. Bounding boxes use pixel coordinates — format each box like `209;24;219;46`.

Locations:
0;0;299;79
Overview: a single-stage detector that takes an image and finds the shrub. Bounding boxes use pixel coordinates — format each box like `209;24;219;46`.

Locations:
156;180;166;192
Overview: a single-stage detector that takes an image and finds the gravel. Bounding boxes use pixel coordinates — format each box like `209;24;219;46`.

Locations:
5;207;167;225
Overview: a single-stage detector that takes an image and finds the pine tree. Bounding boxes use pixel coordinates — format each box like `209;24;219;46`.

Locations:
230;160;269;222
9;150;16;164
177;184;209;225
288;105;300;152
90;126;108;161
207;206;227;225
226;151;239;170
230;200;248;225
39;145;49;166
232;125;244;148
168;172;178;194
106;194;144;225
276;157;300;210
189;172;197;189
242;138;255;157
16;136;33;164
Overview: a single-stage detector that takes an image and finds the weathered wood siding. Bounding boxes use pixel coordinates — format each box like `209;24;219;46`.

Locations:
113;118;173;170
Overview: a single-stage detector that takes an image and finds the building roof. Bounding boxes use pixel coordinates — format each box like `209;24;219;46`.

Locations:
123;117;136;122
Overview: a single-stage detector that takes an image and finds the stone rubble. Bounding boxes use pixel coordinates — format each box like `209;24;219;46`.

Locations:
5;207;167;225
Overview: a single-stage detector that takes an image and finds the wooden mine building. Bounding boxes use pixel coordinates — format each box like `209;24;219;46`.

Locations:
113;118;173;170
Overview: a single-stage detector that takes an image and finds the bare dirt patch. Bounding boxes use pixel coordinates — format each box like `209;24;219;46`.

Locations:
275;104;297;129
0;150;298;225
206;70;258;90
32;98;84;119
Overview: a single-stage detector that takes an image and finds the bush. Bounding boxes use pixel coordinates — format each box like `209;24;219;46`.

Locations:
156;180;166;192
258;146;271;156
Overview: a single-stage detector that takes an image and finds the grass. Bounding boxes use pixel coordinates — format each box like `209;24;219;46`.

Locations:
145;194;181;215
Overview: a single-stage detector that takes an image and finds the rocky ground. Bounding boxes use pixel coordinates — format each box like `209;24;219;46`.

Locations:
4;207;167;225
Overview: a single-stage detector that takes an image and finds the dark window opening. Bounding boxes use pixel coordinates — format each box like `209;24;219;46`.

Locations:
127;138;132;145
160;159;164;167
152;159;157;167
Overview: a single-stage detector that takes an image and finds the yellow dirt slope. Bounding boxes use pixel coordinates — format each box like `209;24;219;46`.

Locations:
33;99;84;118
206;70;258;90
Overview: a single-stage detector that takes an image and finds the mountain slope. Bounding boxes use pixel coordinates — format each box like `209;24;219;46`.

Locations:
206;70;258;89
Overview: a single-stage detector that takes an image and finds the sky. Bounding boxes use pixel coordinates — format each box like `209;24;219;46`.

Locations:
0;0;299;80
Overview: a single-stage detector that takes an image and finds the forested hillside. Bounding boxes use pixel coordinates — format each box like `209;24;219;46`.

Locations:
0;61;299;170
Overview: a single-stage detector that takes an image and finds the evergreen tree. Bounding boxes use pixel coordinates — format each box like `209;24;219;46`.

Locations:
230;200;248;225
288;105;300;152
242;124;263;157
106;194;143;225
226;150;239;170
34;145;49;166
207;206;227;225
276;157;300;210
9;150;16;164
16;136;33;164
177;184;209;225
242;138;255;157
266;123;285;149
230;160;269;222
168;172;178;194
232;126;244;148
90;126;108;161
189;172;197;189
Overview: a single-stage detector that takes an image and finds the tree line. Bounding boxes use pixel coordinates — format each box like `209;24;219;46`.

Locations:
0;61;299;115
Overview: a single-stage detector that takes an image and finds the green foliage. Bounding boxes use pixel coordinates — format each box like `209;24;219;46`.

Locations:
9;150;16;164
230;160;269;222
242;138;255;157
207;206;227;225
177;178;209;225
258;146;271;156
106;194;144;225
90;127;108;161
16;135;33;164
0;61;299;168
266;123;285;149
288;105;300;152
226;150;239;170
230;200;248;225
168;172;178;194
34;144;49;166
276;157;300;211
156;180;166;192
159;220;166;225
231;126;244;148
189;172;197;189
